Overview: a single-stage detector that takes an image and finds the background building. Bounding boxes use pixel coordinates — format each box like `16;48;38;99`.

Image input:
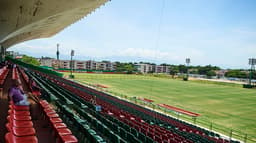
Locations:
74;60;86;70
39;57;172;73
59;60;70;69
39;57;55;67
86;60;97;70
135;63;170;74
135;64;154;73
155;65;170;73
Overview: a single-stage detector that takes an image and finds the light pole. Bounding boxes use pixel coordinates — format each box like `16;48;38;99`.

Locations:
248;58;256;86
70;50;74;78
56;44;60;69
185;58;190;80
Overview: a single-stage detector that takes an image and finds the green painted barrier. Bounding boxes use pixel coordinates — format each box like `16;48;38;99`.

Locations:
6;56;63;77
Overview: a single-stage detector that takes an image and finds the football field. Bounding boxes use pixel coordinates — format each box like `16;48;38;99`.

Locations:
65;73;256;138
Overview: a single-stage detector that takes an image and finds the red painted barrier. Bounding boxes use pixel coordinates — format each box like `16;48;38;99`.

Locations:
158;104;200;117
138;97;154;103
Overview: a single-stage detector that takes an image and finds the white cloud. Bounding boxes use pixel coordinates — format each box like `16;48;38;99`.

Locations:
115;48;205;64
10;42;55;55
118;48;174;59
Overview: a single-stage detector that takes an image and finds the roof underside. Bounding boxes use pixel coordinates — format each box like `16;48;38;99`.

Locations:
0;0;108;48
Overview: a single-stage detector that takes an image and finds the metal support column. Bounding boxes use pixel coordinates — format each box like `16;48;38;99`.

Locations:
0;45;5;62
0;45;2;62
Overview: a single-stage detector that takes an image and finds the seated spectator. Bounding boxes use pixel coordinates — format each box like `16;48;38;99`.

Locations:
9;79;30;106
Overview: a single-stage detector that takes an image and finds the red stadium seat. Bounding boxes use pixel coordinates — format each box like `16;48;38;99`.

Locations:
59;135;78;143
12;105;29;111
12;127;36;137
57;128;72;136
54;123;67;129
8;110;30;116
50;118;63;124
5;132;38;143
12;120;34;128
11;114;32;121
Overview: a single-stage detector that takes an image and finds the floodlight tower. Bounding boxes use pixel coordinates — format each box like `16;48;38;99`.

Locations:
56;44;59;60
56;44;60;69
70;49;75;78
186;58;190;79
248;58;256;85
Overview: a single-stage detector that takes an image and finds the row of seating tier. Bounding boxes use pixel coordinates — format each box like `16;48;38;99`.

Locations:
18;67;41;96
5;101;38;143
17;67;29;84
12;67;24;91
54;100;108;143
39;100;78;143
0;66;9;86
11;66;78;143
26;70;107;143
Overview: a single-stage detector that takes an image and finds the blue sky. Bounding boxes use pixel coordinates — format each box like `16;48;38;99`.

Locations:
10;0;256;69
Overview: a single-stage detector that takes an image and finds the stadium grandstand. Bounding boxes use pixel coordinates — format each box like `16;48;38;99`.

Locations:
0;0;244;143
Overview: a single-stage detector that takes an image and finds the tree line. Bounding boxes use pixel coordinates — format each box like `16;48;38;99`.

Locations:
20;55;40;66
116;62;255;79
19;55;255;79
225;69;256;79
169;64;220;77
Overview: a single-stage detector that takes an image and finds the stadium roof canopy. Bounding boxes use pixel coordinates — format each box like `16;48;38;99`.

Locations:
0;0;108;48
